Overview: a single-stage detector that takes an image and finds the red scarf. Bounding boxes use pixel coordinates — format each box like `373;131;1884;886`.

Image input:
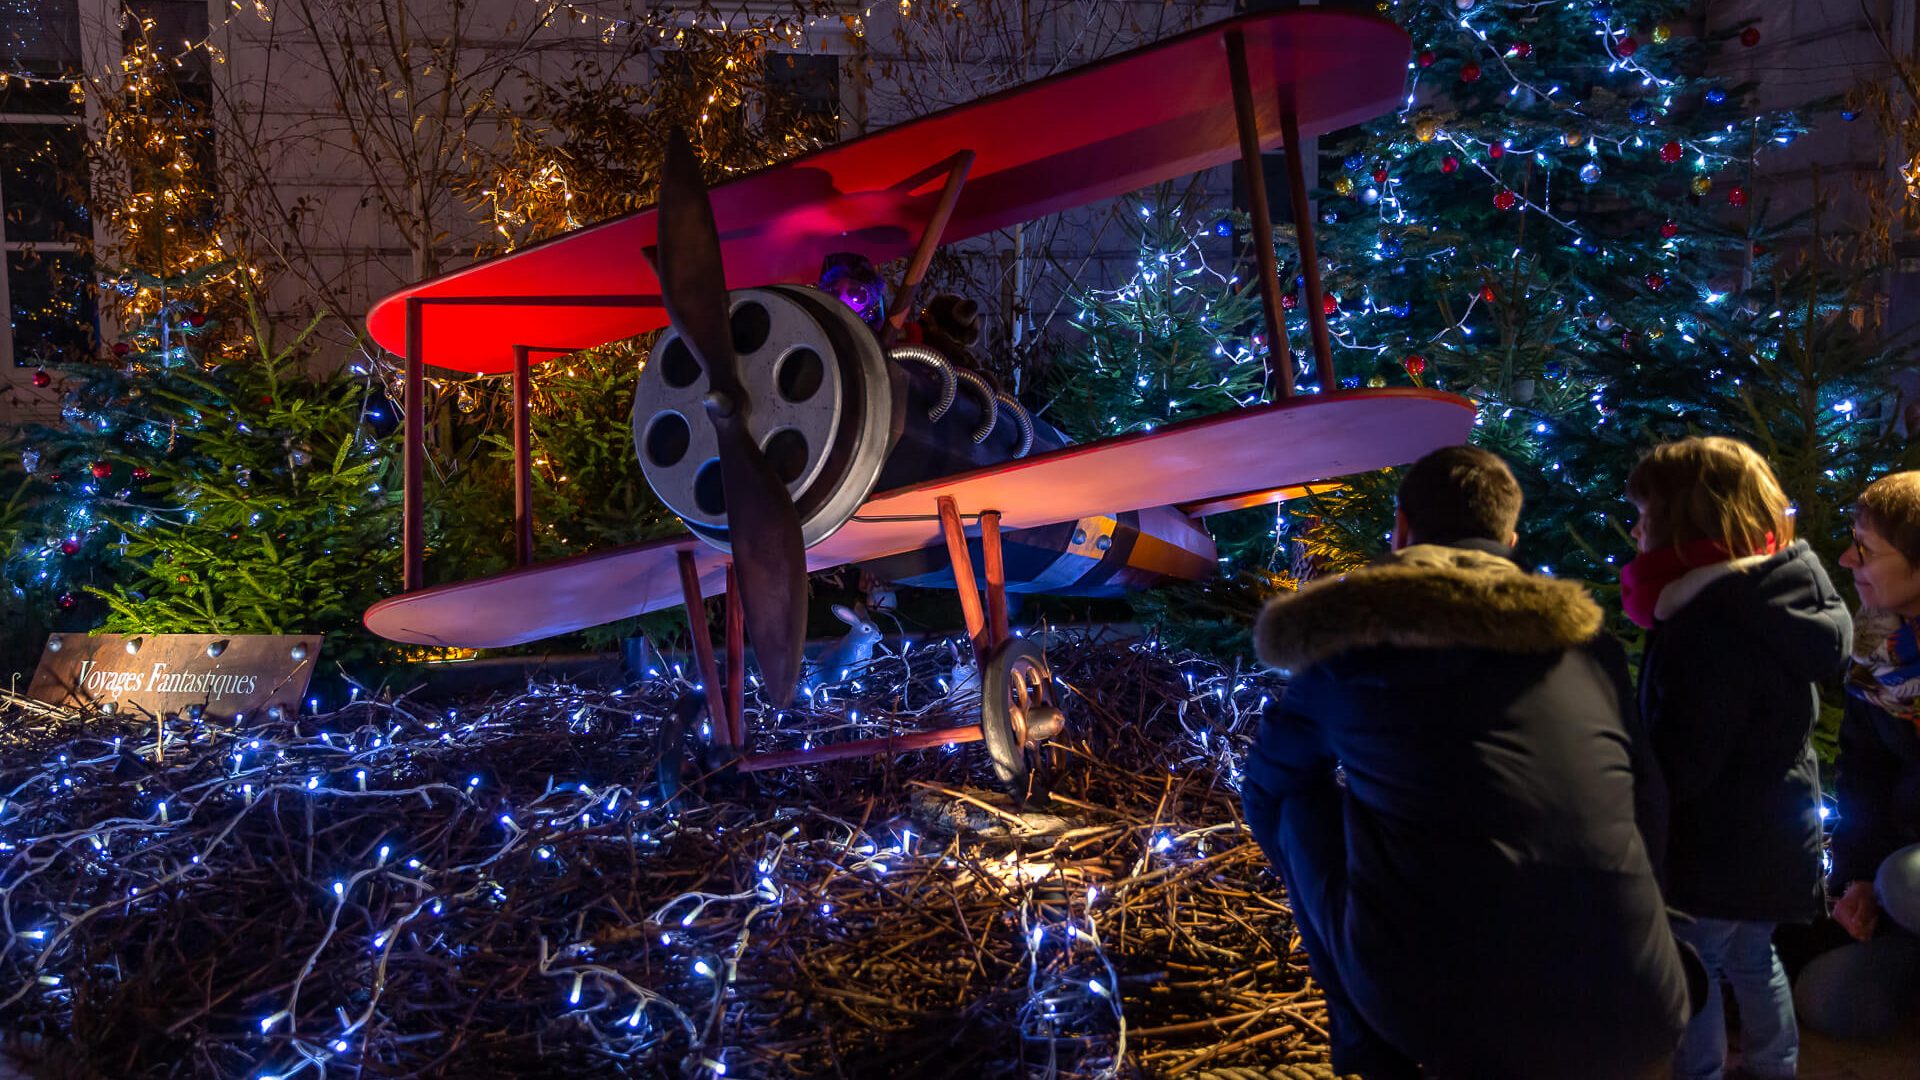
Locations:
1619;537;1769;629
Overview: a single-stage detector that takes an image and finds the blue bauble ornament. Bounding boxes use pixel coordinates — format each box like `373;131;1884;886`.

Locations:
1390;300;1412;317
1344;154;1366;171
1380;237;1403;257
1579;162;1603;184
1214;219;1234;237
1705;86;1727;105
1841;109;1857;122
1591;6;1613;24
1628;101;1651;123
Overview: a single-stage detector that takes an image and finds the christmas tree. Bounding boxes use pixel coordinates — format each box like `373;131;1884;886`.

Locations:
1048;2;1914;644
1295;2;1914;581
1;30;234;657
89;298;399;677
1;29;395;684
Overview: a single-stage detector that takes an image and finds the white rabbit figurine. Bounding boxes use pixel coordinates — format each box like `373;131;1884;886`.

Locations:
805;604;883;693
940;637;981;703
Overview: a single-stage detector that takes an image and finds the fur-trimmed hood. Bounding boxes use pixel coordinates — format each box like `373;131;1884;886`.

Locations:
1255;544;1605;672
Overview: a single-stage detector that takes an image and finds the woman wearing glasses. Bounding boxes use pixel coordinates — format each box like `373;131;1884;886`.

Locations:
1796;472;1920;1039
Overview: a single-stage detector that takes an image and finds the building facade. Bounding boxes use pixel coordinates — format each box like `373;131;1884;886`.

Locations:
0;0;1913;427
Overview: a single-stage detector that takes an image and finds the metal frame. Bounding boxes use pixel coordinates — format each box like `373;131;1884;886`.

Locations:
883;150;976;344
1223;27;1336;400
400;296;660;590
732;497;1010;775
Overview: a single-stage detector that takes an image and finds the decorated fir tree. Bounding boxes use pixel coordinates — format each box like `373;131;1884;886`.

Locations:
1037;186;1288;651
1293;2;1913;581
1;30;237;651
1;29;395;681
1046;186;1267;438
87;298;398;674
1047;3;1913;639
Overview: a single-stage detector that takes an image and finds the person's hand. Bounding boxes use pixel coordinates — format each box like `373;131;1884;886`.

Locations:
1834;879;1880;942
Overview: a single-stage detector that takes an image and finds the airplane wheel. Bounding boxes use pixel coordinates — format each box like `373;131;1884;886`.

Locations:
655;690;709;806
980;639;1065;806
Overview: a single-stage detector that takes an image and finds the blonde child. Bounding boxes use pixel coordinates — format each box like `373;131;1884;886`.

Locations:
1622;436;1852;1080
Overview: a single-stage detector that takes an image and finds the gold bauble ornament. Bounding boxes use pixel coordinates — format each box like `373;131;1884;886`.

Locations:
1366;374;1388;388
1562;129;1585;148
1333;175;1356;197
1648;326;1666;341
1414;117;1439;143
1651;23;1671;45
1690;175;1712;196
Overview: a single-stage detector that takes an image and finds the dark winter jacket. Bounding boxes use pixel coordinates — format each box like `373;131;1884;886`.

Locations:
1243;542;1689;1080
1831;693;1920;888
1637;540;1852;924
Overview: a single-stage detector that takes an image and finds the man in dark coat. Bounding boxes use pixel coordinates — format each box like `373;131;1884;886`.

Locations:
1242;446;1690;1080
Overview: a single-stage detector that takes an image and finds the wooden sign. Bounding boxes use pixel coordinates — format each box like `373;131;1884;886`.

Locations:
28;633;322;722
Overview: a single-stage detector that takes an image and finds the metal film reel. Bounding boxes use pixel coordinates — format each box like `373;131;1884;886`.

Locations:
633;285;892;549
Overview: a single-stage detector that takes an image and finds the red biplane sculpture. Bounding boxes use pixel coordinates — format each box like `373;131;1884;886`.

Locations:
362;10;1476;799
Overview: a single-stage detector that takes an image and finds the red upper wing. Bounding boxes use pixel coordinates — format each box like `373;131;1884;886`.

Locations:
364;10;1408;374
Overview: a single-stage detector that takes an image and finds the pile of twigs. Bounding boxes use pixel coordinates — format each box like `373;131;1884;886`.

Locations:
0;634;1335;1078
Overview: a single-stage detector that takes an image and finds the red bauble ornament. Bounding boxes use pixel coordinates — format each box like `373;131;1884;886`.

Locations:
1322;295;1340;316
1480;284;1498;302
56;593;77;610
1460;62;1482;83
259;395;274;406
131;466;151;481
188;312;206;328
89;461;111;479
1752;242;1769;257
1727;185;1748;207
1489;142;1506;159
1511;41;1532;59
112;342;130;357
1616;36;1638;58
1418;50;1437;68
1659;141;1684;164
1280;293;1299;311
1659;221;1680;239
1645;272;1666;291
31;368;50;387
1404;354;1428;377
1740;26;1761;48
59;539;79;556
1441;155;1460;174
1493;189;1519;211
1372;168;1388;184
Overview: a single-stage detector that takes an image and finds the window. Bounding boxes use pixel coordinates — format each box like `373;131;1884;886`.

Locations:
123;0;213;84
0;0;94;375
658;46;843;150
765;52;839;132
